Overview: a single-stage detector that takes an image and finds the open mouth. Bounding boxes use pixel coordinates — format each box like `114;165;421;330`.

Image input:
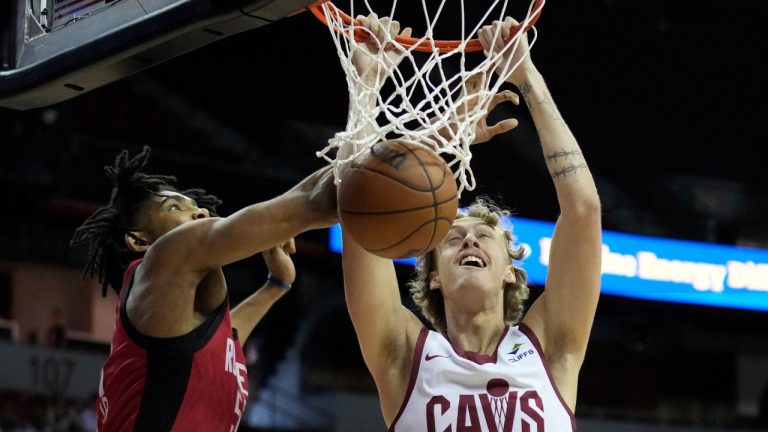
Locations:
460;255;486;268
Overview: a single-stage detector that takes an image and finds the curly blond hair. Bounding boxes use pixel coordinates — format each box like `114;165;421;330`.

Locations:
407;197;529;333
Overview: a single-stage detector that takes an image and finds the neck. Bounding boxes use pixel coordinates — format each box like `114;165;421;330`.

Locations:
444;305;506;356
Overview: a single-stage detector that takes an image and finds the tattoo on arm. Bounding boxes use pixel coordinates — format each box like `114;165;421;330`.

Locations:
545;149;583;164
518;80;565;124
545;148;588;179
518;82;587;180
551;163;588;179
518;81;533;113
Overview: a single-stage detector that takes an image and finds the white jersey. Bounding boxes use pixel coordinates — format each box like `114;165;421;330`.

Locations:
390;324;576;432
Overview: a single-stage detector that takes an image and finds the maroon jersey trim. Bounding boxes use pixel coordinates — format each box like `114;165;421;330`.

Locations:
389;326;429;432
446;325;510;365
518;323;578;431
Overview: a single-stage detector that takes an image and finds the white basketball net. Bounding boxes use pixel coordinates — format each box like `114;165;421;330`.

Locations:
315;0;544;195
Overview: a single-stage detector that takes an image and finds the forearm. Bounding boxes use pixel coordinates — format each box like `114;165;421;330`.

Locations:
514;69;600;215
351;76;380;146
230;282;287;342
516;69;602;351
186;188;326;270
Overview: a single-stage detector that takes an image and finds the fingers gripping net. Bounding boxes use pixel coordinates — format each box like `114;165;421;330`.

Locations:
315;0;544;195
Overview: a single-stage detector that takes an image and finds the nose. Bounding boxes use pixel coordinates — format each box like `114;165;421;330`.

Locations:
462;233;480;249
194;208;210;219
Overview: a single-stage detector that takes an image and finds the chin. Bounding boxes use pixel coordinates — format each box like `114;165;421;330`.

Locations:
454;276;489;292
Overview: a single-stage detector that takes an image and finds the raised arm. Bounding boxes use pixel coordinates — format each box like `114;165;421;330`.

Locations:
145;165;337;272
337;15;425;424
231;239;296;342
480;18;602;409
127;152;337;340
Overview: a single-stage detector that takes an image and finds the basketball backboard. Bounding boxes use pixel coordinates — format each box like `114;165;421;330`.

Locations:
0;0;316;110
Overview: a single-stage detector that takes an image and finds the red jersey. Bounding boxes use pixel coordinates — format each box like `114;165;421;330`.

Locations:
97;260;249;432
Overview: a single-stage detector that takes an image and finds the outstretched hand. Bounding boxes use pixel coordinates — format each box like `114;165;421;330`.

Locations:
351;14;412;87
262;239;296;286
460;74;520;145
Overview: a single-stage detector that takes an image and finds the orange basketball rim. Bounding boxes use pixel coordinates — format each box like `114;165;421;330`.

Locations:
304;0;545;53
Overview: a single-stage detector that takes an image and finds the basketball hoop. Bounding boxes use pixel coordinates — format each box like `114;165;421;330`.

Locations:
307;0;543;53
312;0;546;194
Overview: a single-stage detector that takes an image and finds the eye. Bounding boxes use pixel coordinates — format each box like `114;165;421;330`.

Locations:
445;235;461;244
477;229;494;239
169;204;181;211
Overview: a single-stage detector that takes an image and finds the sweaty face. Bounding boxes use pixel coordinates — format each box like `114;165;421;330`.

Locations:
138;191;210;242
430;217;515;298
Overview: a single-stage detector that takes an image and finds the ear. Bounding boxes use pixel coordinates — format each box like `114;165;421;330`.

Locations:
503;264;517;285
428;271;442;290
124;232;150;253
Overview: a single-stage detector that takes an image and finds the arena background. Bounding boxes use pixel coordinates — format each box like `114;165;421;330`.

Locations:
0;0;767;430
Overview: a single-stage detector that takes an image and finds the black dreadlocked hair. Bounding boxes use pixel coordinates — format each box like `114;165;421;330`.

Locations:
70;146;222;297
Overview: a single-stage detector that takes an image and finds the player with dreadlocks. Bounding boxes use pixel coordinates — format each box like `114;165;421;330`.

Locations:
70;146;336;432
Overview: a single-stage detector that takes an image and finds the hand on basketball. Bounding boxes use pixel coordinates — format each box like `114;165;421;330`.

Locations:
351;14;412;87
294;165;339;229
478;17;535;86
462;74;520;144
262;239;296;286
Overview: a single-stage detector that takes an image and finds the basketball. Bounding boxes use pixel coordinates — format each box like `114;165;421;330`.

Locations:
338;140;459;259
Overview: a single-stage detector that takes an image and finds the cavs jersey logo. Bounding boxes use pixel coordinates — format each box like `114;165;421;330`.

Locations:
426;378;545;432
